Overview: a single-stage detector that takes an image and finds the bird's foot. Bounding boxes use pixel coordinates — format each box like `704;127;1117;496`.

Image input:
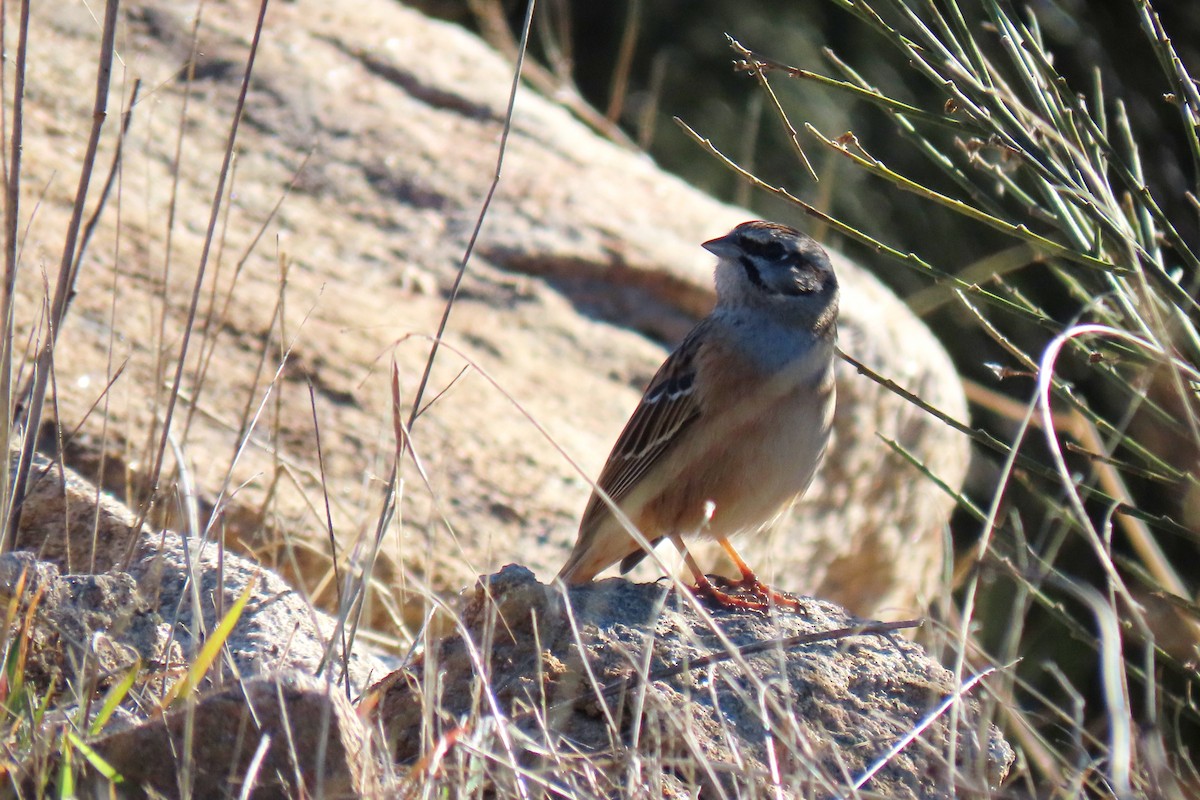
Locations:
732;574;803;610
687;574;801;613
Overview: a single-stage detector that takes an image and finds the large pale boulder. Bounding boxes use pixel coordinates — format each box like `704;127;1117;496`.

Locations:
12;0;968;632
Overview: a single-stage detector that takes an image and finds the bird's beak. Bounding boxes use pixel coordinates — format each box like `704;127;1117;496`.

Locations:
702;233;740;259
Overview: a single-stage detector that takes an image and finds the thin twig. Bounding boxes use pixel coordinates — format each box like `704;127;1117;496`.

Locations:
133;0;271;554
8;0;119;545
70;80;141;306
1;0;31;548
308;380;349;697
347;0;538;662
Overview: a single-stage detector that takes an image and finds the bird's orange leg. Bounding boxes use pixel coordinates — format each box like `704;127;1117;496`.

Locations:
671;535;771;611
717;537;801;610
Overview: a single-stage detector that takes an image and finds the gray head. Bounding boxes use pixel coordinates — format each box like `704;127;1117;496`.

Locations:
703;220;839;332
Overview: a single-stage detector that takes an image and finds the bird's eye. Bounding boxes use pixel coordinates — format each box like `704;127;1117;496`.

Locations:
761;241;786;261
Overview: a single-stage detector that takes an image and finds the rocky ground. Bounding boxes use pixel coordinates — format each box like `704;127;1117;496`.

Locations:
6;454;1010;797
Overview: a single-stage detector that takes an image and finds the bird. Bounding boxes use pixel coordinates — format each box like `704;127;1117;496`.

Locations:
556;220;839;609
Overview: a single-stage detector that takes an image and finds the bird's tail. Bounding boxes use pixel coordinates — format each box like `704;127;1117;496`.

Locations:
556;519;645;585
555;542;606;585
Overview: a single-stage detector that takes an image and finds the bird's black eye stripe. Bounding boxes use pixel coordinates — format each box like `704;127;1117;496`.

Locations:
740;237;788;261
738;256;769;292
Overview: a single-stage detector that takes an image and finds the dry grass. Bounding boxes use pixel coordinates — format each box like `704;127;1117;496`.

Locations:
0;0;1197;797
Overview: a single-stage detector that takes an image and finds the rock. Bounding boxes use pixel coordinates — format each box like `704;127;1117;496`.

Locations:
13;0;968;633
0;551;181;693
2;455;394;797
9;451;394;697
88;673;376;799
12;437;144;571
371;565;1013;798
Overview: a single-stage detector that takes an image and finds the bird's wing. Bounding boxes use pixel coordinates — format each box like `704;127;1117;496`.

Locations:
577;320;710;533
